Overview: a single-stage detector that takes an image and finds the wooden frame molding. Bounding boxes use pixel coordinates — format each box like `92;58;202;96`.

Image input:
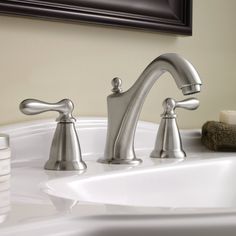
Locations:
0;0;192;35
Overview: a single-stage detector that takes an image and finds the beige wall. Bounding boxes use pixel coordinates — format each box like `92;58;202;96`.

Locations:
0;0;236;128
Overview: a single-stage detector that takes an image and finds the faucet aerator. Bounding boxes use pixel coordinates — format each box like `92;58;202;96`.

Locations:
181;84;201;95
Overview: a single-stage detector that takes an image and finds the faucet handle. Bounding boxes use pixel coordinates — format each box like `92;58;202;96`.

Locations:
20;99;76;122
151;97;199;159
20;98;87;171
162;98;199;118
175;98;199;110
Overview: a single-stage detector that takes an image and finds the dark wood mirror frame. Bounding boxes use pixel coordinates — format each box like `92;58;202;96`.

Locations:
0;0;192;35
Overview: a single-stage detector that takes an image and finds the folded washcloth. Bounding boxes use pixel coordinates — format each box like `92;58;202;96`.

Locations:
201;121;236;151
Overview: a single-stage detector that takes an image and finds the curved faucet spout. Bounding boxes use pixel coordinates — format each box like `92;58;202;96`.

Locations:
99;53;202;164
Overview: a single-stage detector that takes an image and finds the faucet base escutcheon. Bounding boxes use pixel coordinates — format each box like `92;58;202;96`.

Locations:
98;157;142;165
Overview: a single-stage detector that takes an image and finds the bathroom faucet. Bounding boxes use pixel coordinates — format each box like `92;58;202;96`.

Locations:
20;99;87;171
98;53;202;164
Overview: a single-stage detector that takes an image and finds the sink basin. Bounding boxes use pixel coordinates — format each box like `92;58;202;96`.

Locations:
1;117;236;236
44;157;236;210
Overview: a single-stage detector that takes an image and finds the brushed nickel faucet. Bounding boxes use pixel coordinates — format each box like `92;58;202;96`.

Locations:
98;53;202;165
20;99;87;171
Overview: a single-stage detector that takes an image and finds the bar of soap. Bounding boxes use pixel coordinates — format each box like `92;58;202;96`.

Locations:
219;111;236;125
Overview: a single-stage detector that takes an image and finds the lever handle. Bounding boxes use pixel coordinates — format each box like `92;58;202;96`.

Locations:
162;98;199;118
20;99;75;122
175;98;199;110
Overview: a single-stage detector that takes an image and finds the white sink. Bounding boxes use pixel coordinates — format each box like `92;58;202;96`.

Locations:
44;157;236;210
1;117;236;236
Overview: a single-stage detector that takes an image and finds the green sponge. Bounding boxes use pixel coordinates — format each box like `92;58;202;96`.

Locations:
201;121;236;151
